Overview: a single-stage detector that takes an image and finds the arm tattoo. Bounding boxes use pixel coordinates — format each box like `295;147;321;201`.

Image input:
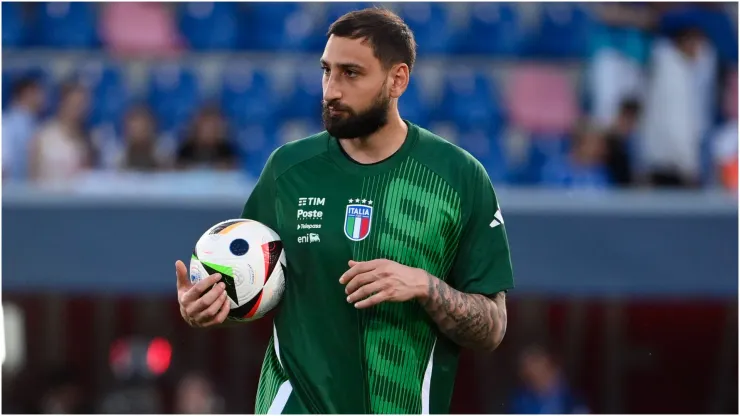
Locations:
419;273;507;351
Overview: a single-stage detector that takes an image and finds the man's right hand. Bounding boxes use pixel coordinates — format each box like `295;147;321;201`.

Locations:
176;260;231;327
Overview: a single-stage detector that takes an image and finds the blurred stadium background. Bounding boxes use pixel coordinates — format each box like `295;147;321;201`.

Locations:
1;1;738;414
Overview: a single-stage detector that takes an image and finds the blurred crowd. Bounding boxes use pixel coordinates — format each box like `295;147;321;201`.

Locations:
3;79;239;182
2;2;737;191
4;340;584;414
5;366;226;414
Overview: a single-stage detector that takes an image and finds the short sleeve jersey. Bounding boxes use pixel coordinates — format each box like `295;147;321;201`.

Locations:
242;121;514;414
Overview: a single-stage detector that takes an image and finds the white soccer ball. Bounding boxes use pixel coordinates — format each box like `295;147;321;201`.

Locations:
189;219;286;322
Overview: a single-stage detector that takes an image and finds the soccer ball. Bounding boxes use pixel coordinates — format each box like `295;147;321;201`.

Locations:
189;219;286;322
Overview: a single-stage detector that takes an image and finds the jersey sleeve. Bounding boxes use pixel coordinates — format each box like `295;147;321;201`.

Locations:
449;162;514;296
240;151;278;230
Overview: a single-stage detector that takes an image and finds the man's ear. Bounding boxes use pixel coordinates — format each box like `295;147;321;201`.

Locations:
388;63;410;99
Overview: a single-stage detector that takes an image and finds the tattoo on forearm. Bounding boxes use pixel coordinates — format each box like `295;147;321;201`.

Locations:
419;273;507;351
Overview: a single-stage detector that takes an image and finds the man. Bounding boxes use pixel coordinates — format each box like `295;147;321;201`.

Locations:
510;345;588;414
175;8;513;414
639;25;711;188
604;98;641;187
2;76;46;181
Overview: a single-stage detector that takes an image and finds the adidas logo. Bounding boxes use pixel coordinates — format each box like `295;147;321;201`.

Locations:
489;209;504;228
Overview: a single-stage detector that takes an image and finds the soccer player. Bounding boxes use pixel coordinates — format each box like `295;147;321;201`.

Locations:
175;8;514;414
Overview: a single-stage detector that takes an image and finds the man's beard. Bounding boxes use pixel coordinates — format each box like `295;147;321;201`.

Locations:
322;89;391;140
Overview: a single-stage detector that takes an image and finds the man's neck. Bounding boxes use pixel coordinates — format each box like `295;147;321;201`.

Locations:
338;115;408;165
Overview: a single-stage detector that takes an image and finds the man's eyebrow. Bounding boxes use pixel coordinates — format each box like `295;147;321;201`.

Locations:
319;59;366;72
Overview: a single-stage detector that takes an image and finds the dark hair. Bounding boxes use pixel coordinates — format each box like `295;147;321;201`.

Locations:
11;76;41;100
327;7;417;72
58;79;87;103
619;98;641;117
669;26;704;44
125;103;156;124
183;104;228;144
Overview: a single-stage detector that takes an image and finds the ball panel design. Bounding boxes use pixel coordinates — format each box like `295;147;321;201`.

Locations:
208;219;248;235
229;238;249;256
200;260;238;305
262;240;283;283
256;259;286;317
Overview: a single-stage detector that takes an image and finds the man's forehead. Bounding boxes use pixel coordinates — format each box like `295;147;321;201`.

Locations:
321;35;378;69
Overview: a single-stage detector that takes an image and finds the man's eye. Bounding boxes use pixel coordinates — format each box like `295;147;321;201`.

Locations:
322;67;330;75
345;71;357;78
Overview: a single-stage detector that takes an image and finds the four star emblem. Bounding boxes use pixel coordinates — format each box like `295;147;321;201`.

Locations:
348;198;372;205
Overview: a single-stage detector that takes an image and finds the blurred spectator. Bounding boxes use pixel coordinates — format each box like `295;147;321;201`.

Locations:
589;3;654;128
510;344;588;414
639;26;710;188
28;81;97;184
115;105;171;172
541;122;609;189
40;366;92;414
99;381;163;414
2;76;46;181
722;69;738;122
174;372;224;414
603;98;641;187
100;2;183;57
711;121;738;192
175;106;238;171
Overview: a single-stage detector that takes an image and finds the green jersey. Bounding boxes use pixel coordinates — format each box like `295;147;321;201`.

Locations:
241;121;514;414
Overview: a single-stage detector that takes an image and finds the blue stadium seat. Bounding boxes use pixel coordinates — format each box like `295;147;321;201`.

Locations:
396;3;454;54
235;123;278;177
242;2;301;50
76;62;128;128
281;67;323;120
398;77;430;127
220;67;276;127
522;133;572;184
277;118;323;144
324;2;373;24
179;2;239;51
456;125;509;184
435;70;503;130
531;4;595;58
2;2;28;48
36;2;98;49
280;8;326;52
539;154;610;189
460;3;524;56
147;64;200;133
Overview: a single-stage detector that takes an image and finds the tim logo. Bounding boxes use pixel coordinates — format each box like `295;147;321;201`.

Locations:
297;233;321;244
344;203;373;241
298;197;325;207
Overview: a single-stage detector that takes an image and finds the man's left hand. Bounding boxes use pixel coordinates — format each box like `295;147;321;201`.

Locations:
339;259;429;309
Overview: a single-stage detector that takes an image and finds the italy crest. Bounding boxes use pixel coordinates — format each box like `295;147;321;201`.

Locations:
344;199;373;241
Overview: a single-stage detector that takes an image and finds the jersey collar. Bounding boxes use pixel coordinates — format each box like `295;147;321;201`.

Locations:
327;120;419;176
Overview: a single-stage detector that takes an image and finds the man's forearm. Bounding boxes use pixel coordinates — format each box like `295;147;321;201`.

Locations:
418;272;507;352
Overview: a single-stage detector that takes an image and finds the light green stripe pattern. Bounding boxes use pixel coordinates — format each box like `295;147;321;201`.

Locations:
354;158;463;414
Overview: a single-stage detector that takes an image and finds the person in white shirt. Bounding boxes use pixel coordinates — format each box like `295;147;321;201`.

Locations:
28;81;97;184
639;26;714;188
